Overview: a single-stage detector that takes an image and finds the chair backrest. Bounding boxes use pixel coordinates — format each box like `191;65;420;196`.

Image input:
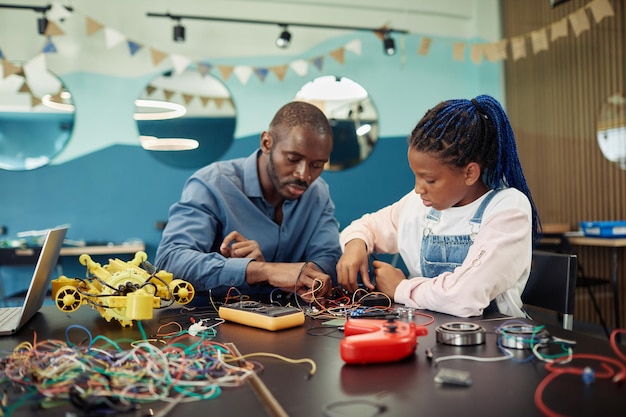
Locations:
521;250;578;330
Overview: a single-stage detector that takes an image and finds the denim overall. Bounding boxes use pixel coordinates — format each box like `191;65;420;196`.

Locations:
420;189;501;311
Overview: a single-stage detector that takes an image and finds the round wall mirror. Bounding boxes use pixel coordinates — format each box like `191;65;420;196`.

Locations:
135;69;236;169
294;75;378;171
597;93;626;170
0;63;74;171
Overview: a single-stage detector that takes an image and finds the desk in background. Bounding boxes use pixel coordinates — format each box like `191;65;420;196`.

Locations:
0;305;624;417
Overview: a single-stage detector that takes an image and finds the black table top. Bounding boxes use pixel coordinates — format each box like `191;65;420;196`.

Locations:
1;305;624;417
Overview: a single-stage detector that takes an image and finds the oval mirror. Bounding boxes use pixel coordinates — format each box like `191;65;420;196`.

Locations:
135;69;236;169
597;93;626;170
294;75;378;171
0;62;74;171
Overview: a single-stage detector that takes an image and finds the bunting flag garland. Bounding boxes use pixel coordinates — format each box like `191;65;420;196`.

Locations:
150;49;168;66
530;29;549;55
510;36;527;61
470;44;483;65
417;37;432;56
588;0;614;23
453;43;465;62
254;67;269;82
42;37;57;54
44;21;65;37
569;8;591;37
310;56;324;71
86;17;104;36
0;0;618;105
128;40;142;56
329;47;345;64
550;19;569;42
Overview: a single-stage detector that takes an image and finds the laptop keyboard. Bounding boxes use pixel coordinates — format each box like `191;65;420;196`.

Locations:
0;307;20;326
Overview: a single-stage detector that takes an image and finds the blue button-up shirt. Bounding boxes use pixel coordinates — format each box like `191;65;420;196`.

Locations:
155;150;341;296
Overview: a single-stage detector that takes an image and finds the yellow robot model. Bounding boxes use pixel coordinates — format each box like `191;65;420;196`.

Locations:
51;251;195;327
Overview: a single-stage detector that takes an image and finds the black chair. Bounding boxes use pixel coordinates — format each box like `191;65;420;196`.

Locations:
522;250;577;330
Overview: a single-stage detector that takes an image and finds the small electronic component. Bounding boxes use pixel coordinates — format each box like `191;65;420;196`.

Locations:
434;368;472;386
218;301;305;331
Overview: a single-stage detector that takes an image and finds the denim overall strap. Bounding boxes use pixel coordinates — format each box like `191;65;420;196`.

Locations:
468;188;502;239
420;189;502;278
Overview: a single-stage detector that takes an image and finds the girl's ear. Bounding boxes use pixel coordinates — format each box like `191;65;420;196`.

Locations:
260;131;272;153
464;162;482;185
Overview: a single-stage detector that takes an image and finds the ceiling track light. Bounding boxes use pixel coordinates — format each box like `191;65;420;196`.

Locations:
173;19;185;42
147;12;408;56
37;13;48;35
383;33;396;56
0;3;74;35
276;25;291;49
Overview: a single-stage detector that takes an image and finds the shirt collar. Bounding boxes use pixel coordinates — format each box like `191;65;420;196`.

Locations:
243;149;264;198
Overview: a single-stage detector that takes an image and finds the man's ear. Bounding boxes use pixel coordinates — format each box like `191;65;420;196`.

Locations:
260;131;272;153
464;162;482;185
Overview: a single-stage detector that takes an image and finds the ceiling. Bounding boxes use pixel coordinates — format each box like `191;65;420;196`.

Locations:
0;0;498;65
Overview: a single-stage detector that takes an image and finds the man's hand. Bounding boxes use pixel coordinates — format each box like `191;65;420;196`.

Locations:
246;262;331;302
220;231;265;261
336;239;371;293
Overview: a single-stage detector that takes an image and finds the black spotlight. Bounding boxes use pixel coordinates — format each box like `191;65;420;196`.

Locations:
173;23;185;42
383;34;396;56
37;15;49;35
276;26;291;49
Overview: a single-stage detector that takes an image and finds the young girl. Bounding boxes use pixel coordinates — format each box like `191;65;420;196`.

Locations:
337;95;541;317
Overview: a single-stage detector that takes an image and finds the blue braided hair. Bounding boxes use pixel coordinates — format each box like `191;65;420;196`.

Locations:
408;94;541;245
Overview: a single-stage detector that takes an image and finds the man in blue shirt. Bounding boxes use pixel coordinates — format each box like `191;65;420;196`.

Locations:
155;101;341;302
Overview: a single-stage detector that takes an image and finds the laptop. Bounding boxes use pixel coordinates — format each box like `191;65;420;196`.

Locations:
0;226;67;335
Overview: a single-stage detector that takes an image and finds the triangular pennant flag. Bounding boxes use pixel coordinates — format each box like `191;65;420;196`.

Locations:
128;40;142;56
42;37;57;53
310;56;324;71
49;2;73;21
163;89;175;100
218;65;234;81
24;53;48;76
0;48;3;60
270;65;288;81
150;48;168;66
2;60;22;78
170;53;192;74
197;62;213;76
233;66;253;84
44;20;65;36
483;40;507;62
530;28;549;55
182;93;194;105
588;0;614;24
254;67;269;82
214;97;225;108
200;96;210;107
329;47;345;64
452;43;465;62
510;36;527;61
289;59;309;77
418;37;432;56
146;85;157;96
470;44;483;64
373;25;389;41
86;17;104;36
31;95;42;108
19;81;31;93
344;39;362;55
104;27;126;49
550;19;568;42
568;8;591;37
